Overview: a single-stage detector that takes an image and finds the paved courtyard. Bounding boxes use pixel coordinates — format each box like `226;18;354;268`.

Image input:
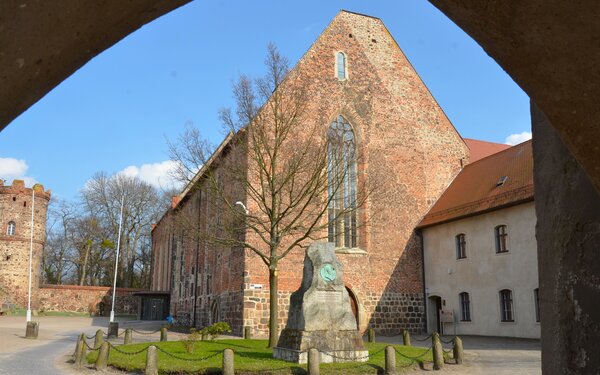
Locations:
376;333;541;374
0;316;541;374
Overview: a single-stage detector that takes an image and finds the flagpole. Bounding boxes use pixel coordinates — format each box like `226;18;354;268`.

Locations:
109;194;125;323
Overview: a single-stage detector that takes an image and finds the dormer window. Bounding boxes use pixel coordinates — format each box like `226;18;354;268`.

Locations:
336;52;347;80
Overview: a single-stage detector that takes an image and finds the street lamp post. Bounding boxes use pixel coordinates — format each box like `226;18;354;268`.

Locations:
25;188;38;339
108;194;125;337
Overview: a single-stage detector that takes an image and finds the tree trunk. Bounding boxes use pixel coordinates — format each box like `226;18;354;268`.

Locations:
268;266;279;348
79;242;91;286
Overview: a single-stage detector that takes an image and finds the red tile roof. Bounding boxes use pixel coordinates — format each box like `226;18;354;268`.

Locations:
419;140;533;228
464;138;511;162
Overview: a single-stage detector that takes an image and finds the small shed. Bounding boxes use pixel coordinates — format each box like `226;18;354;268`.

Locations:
134;291;170;321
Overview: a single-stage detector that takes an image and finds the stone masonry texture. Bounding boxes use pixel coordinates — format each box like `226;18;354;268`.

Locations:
0;180;50;310
151;11;469;337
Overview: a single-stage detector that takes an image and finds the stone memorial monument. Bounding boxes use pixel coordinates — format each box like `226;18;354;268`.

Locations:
273;242;368;363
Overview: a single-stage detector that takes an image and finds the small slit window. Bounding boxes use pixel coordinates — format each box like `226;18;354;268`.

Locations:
7;221;16;236
456;233;467;259
534;288;540;323
336;52;347;80
500;289;514;322
459;292;471;321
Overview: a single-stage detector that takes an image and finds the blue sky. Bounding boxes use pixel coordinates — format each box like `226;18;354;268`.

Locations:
0;1;531;201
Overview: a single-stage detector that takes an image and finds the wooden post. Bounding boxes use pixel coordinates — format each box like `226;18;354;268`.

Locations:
73;333;84;358
385;345;396;375
124;328;132;345
308;348;320;375
94;329;104;349
453;336;464;364
368;328;375;343
77;337;88;368
145;345;158;375
222;348;234;375
432;332;444;370
160;327;168;342
402;330;411;346
74;334;84;367
95;342;110;371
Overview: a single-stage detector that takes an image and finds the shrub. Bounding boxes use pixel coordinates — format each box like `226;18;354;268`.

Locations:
200;322;232;340
182;328;202;353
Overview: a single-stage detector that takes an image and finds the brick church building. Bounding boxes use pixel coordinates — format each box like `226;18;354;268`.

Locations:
150;11;508;336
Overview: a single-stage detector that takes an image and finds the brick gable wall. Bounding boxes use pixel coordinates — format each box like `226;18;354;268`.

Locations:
151;11;469;336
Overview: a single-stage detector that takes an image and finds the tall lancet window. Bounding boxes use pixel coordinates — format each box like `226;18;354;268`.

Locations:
328;115;357;248
337;52;347;80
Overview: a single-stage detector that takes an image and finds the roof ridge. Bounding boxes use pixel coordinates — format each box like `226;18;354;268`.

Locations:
339;9;381;20
465;138;531;166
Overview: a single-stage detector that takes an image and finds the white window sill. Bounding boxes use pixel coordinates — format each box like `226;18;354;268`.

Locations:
335;247;367;255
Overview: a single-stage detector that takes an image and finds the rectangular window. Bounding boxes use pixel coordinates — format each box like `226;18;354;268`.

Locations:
456;234;467;259
500;289;514;322
495;225;509;253
459;292;471;321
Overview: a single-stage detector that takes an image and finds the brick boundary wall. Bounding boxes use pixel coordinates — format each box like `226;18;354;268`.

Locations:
38;284;143;315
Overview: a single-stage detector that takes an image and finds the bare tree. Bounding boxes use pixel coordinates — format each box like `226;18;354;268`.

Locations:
42;199;77;284
170;44;369;347
81;173;167;288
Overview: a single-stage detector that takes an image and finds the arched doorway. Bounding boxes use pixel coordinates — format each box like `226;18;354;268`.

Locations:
346;286;359;330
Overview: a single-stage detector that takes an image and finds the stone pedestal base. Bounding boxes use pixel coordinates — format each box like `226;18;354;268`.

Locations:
25;321;39;339
107;322;119;338
273;347;369;364
274;329;368;363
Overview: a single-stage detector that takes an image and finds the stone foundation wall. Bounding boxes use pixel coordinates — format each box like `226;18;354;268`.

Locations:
243;288;424;338
38;284;142;315
365;292;425;334
243;289;292;338
193;291;244;335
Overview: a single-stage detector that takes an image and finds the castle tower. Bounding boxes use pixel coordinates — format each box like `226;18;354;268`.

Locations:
0;180;51;309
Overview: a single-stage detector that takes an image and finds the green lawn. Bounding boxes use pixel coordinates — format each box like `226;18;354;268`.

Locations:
87;339;433;374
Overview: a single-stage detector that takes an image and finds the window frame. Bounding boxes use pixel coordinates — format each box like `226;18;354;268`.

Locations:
6;221;16;236
327;115;358;249
335;51;348;80
459;292;471;322
455;233;467;259
499;289;515;322
495;225;509;253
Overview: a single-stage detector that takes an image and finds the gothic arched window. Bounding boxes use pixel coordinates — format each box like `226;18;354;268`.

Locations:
336;52;347;80
328;115;357;248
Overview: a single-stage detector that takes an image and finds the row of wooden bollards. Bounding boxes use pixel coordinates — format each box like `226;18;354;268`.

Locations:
73;328;462;374
72;328;169;370
367;329;464;371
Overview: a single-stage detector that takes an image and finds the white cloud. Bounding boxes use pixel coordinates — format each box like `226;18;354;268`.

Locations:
504;131;532;146
118;160;181;190
0;157;36;186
